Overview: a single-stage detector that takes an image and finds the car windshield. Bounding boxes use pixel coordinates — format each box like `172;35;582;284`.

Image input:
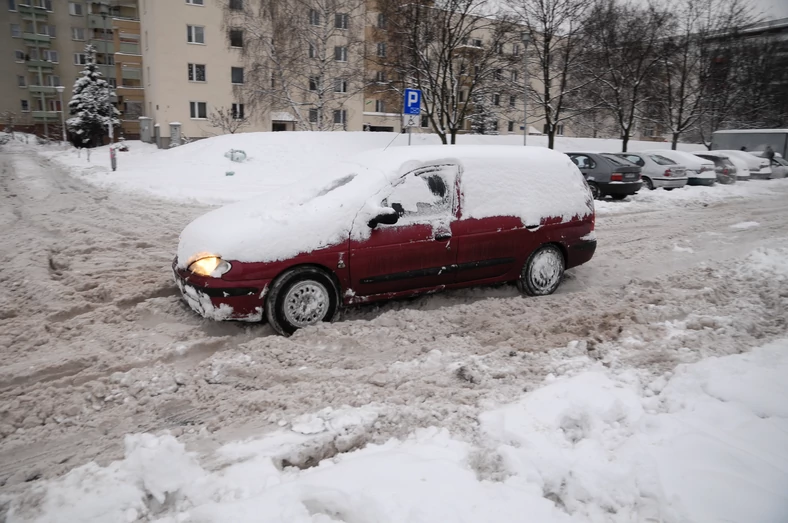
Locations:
775;157;788;166
649;155;676;165
601;154;633;166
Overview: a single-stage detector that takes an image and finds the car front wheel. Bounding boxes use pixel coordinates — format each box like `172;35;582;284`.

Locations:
266;267;339;336
642;176;654;190
518;245;565;296
588;182;602;200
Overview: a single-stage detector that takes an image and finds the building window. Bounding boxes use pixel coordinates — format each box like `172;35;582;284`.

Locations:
421;114;429;128
28;48;39;60
334;77;347;93
334;46;347;62
375;70;386;83
511;71;518;82
46;25;56;37
557;124;564;136
8;0;16;11
229;29;243;48
44;49;58;62
509;95;516;107
74;53;87;65
459;90;465;102
231;103;244;120
185;0;204;5
68;2;83;15
49;99;62;112
72;27;85;40
508;121;514;132
377;42;386;57
333;109;346;124
187;25;205;44
308;108;318;123
513;44;520;56
309;9;320;26
21;100;29;111
188;63;206;82
190;101;207;119
14;50;24;62
492;93;500;106
491;120;499;132
107;77;116;87
471;38;482;47
308;76;319;91
17;75;26;87
229;0;242;10
11;23;21;38
495;43;503;54
494;69;503;80
308;43;315;58
377;13;387;29
375;100;385;113
335;13;348;29
231;67;244;84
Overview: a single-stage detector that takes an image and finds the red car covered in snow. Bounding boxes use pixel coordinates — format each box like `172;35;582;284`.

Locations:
173;146;596;335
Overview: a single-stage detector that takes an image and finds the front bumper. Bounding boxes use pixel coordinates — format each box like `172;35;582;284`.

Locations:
749;171;772;180
172;259;268;322
566;239;597;269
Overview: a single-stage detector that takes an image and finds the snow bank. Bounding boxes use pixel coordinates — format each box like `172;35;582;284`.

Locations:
37;132;701;206
8;340;788;523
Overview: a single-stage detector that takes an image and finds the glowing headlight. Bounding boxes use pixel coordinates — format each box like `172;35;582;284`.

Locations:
188;256;231;277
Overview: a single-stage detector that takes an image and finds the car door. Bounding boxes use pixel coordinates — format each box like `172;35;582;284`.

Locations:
348;165;459;297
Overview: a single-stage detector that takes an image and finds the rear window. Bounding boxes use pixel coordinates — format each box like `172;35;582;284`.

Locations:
601;154;633;166
649;154;676;166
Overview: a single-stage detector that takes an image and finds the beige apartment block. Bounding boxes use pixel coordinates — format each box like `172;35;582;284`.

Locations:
1;0;143;138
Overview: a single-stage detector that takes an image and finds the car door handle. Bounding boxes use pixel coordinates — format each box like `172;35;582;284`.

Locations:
525;224;540;230
434;233;452;241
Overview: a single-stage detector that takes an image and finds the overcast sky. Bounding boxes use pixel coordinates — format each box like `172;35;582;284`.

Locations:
753;0;788;20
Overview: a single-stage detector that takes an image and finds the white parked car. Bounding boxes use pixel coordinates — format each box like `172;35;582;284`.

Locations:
694;151;750;180
747;151;787;179
714;150;771;179
612;152;688;190
692;152;738;184
643;150;716;186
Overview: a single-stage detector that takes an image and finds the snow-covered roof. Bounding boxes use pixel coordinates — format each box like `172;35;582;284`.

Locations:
177;145;591;265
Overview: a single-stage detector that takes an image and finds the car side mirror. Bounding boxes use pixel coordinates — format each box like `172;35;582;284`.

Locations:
368;208;399;228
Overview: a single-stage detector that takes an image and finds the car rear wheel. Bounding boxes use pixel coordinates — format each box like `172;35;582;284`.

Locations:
518;245;565;296
610;194;628;200
588;182;602;200
266;267;339;336
642;176;654;190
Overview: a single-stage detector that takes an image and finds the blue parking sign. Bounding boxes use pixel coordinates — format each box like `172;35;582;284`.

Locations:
403;89;422;115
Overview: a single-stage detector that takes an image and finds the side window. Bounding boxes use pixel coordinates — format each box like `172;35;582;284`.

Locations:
625;155;644;167
571;155;594;169
382;165;456;224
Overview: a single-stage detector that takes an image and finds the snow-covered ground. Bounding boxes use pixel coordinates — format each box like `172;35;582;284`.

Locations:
1;134;788;522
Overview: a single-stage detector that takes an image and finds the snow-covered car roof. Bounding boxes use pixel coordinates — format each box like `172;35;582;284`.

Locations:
177;145;591;266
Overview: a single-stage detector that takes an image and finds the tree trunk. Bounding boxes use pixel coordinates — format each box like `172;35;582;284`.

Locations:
437;129;448;144
671;132;680;150
547;130;555;149
450;130;457;144
621;132;630;152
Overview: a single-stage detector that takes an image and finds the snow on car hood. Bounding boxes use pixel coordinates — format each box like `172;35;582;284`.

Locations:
177;164;390;267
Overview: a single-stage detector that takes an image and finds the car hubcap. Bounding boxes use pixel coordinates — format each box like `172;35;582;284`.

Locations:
283;281;329;328
590;183;600;199
528;249;563;293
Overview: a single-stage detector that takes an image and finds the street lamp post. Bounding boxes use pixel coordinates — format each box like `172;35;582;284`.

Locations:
101;5;114;146
55;85;66;145
521;31;531;146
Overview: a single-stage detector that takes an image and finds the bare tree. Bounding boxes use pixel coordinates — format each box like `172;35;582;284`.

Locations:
208;106;252;134
377;0;519;144
222;0;366;131
580;0;671;151
507;0;593;148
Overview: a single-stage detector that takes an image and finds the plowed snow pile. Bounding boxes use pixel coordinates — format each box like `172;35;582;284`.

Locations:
2;136;788;522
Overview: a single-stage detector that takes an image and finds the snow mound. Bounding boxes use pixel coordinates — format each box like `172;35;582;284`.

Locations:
730;221;759;229
8;340;788;523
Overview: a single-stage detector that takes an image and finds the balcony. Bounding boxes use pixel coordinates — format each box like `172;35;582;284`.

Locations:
92;40;116;54
116;86;144;99
96;64;115;78
32;111;61;120
115;53;142;65
88;14;109;29
118;42;140;55
29;85;57;95
27;59;55;70
121;68;141;80
17;4;48;16
22;33;51;46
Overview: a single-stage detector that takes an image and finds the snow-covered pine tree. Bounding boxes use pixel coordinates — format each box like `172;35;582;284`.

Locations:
67;44;120;147
468;94;500;135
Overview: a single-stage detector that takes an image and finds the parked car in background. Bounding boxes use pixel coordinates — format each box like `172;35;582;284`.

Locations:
694;151;750;181
566;152;642;200
747;151;788;179
612;152;688;190
643;150;716;186
692;152;738;184
174;146;597;335
714;150;771;179
711;129;788;158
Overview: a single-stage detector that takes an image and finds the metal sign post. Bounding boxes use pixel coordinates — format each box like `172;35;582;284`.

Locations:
403;88;422;147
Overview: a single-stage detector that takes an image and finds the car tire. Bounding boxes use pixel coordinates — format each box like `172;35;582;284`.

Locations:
588;182;602;200
517;244;565;297
610;194;628;200
642;177;654;190
265;266;339;336
664;187;674;191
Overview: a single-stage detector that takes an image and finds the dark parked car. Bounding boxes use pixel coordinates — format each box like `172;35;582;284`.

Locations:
174;146;597;335
566;152;642;200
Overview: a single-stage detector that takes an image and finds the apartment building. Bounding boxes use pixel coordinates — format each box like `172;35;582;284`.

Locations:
1;0;143;137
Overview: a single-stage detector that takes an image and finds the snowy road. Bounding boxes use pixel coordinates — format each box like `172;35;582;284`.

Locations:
1;146;788;510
